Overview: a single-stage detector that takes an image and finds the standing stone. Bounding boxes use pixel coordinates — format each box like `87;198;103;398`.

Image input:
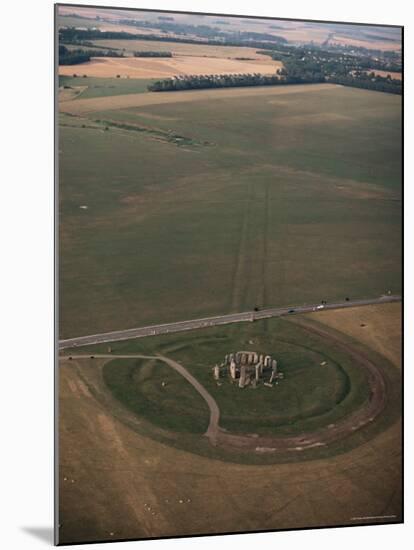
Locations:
239;365;246;388
255;363;260;381
230;359;236;379
213;365;220;380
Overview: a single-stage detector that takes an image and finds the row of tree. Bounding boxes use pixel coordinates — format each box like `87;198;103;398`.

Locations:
117;18;288;44
133;51;172;57
329;74;402;94
59;44;124;65
147;72;322;92
59;27;288;51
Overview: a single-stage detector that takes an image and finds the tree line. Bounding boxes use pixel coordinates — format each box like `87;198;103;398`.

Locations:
147;72;322;92
133;51;172;57
59;27;288;51
59;44;124;65
117;18;288;44
329;73;402;94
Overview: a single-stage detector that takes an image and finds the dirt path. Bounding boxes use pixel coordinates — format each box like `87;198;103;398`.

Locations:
60;319;388;455
158;355;220;445
60;353;221;445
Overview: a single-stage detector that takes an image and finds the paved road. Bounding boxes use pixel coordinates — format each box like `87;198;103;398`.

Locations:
60;353;220;445
59;295;401;350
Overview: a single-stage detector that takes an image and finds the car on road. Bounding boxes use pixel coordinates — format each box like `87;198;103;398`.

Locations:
288;309;295;314
316;305;324;310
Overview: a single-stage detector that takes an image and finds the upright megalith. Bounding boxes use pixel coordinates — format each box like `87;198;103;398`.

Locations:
212;350;281;389
230;359;236;380
239;365;246;388
213;364;220;380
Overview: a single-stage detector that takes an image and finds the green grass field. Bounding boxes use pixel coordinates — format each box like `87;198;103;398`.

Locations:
103;357;210;433
67;316;401;464
59;76;156;99
59;85;401;338
101;317;371;437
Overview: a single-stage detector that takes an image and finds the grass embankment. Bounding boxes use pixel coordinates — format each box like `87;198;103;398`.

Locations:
64;316;401;464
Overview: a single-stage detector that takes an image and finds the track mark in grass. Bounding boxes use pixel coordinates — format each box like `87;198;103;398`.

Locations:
94;118;215;149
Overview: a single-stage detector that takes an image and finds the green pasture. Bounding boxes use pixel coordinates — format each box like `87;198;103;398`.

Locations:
73;317;401;464
101;317;370;437
59;85;402;338
59;76;156;99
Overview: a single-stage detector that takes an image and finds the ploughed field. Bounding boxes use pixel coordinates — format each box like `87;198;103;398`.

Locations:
59;84;401;338
58;54;282;79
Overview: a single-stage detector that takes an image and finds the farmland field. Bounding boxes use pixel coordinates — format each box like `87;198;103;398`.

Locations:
59;84;401;339
58;54;282;79
89;38;288;59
